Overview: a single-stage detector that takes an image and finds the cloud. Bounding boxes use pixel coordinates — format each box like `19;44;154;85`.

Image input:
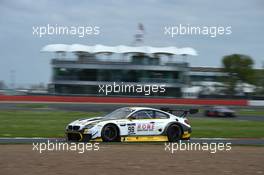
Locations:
0;0;263;86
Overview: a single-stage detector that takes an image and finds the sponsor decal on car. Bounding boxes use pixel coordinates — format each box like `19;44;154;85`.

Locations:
137;122;155;131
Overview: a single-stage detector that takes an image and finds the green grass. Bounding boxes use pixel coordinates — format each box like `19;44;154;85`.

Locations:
0;110;263;138
190;118;264;138
237;109;264;116
0;110;103;137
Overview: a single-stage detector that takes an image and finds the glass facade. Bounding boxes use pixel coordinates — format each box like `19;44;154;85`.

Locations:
190;75;221;82
53;68;182;84
53;84;181;97
50;56;188;97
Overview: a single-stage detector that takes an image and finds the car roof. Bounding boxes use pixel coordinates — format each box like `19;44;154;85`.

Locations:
123;107;173;116
214;106;228;108
128;107;161;111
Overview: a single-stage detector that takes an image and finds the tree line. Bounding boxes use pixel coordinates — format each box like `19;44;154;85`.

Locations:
221;54;264;95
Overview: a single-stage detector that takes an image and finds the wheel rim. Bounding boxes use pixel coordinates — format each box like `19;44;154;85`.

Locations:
104;126;117;140
168;125;181;141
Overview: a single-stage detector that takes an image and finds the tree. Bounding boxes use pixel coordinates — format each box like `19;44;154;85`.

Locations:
221;54;255;95
0;81;7;89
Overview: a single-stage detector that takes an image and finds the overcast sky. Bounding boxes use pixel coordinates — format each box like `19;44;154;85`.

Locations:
0;0;263;87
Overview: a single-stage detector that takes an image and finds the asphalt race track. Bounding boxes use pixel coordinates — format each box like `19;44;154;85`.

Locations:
0;102;263;121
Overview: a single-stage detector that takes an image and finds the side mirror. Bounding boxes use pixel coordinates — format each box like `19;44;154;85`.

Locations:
128;116;135;120
189;109;199;114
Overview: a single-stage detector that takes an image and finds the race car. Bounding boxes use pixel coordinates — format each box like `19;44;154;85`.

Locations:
65;107;198;142
204;106;236;117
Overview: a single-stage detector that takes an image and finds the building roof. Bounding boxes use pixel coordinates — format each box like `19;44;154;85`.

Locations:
41;44;198;56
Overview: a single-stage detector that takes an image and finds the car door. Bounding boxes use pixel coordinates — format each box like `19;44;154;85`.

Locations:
127;110;156;136
151;110;170;135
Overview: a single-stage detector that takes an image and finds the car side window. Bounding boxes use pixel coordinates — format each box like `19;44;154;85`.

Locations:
155;111;169;119
131;110;154;119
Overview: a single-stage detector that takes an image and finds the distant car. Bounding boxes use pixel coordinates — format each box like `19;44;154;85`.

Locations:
65;107;198;142
204;106;236;117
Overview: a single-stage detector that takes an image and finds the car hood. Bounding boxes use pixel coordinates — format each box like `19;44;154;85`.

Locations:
69;116;114;126
218;108;235;113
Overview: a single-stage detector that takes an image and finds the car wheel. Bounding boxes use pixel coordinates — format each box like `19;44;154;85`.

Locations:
101;124;120;142
227;113;235;117
167;124;182;142
214;112;219;117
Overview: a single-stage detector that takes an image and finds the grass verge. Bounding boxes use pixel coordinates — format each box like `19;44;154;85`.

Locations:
0;110;263;138
190;118;264;138
237;109;264;116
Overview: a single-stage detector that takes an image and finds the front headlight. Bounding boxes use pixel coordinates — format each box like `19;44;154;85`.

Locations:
66;124;71;130
84;122;98;129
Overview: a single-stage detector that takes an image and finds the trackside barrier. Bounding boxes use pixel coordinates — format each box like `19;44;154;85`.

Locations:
0;95;249;106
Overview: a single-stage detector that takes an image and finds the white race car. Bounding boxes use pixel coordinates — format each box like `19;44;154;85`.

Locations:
65;107;198;142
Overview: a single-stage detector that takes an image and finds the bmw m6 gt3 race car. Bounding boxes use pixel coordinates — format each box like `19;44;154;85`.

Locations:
65;107;198;142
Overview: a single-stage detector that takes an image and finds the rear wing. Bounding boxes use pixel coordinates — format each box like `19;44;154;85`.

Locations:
160;107;199;118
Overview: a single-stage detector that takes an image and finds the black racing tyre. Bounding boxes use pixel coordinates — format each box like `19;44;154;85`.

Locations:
101;124;120;142
214;112;219;117
167;124;182;142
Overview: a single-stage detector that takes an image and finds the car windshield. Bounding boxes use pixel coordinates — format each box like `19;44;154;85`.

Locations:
104;107;135;119
214;106;227;110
